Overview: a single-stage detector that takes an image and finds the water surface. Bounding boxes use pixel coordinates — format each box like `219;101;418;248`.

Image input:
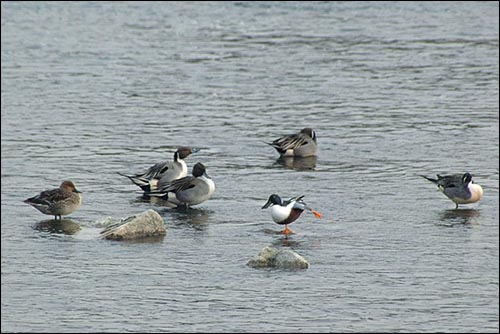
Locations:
1;2;499;332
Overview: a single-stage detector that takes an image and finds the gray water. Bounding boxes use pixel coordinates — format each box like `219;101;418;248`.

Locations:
1;2;499;333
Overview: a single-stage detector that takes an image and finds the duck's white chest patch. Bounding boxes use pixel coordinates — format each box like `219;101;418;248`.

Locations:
271;204;291;223
203;176;216;197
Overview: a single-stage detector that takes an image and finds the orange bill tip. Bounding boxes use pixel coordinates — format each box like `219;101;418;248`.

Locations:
312;210;322;219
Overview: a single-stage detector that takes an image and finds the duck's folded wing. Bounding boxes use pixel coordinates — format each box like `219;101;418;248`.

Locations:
154;176;197;195
27;189;62;205
437;174;463;188
272;133;309;150
139;161;171;180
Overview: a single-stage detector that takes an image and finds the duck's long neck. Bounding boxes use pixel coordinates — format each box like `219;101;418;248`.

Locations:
179;159;187;176
174;152;188;176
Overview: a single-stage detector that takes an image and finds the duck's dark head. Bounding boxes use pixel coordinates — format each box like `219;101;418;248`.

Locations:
262;194;282;209
462;172;473;184
192;162;208;178
301;128;316;141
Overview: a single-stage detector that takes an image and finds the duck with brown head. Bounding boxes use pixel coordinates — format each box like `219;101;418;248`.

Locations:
118;146;199;193
24;180;82;220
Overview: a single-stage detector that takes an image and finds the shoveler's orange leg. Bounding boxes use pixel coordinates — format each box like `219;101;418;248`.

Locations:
280;225;292;235
311;210;322;218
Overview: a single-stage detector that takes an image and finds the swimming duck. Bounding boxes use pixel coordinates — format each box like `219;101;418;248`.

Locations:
24;181;82;220
420;172;483;209
147;162;215;207
267;128;317;157
262;194;321;235
118;146;197;192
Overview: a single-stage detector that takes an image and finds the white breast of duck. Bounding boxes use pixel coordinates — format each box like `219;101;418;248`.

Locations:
452;183;484;204
199;174;215;202
271;201;295;223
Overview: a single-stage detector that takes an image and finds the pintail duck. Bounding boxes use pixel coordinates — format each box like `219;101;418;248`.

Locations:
147;162;215;207
118;146;197;192
262;194;321;235
420;172;483;209
24;181;82;220
267;128;317;157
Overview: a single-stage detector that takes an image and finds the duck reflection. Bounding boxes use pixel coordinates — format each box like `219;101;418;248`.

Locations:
166;206;210;230
148;195;178;208
133;194;178;209
120;235;165;244
33;219;81;235
262;228;303;247
439;208;480;225
275;155;317;171
270;237;301;248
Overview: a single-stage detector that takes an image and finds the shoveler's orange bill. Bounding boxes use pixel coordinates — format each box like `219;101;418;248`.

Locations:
312;210;322;218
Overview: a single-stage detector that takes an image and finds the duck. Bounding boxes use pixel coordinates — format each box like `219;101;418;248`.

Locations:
267;128;317;157
24;180;82;220
262;194;321;235
420;172;483;209
118;146;197;192
147;162;215;207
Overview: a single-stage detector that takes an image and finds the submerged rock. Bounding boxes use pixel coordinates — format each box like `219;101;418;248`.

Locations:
100;209;166;241
247;246;309;269
33;219;81;235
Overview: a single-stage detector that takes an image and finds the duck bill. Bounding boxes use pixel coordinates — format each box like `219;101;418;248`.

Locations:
262;200;272;209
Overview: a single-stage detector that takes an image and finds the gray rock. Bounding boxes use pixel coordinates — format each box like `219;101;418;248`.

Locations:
247;246;309;269
100;209;166;241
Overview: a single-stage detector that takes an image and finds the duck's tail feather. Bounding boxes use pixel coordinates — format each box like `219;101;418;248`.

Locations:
117;172;152;191
419;175;438;184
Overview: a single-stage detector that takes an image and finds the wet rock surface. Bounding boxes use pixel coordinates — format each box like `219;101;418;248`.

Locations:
100;209;166;241
247;246;309;269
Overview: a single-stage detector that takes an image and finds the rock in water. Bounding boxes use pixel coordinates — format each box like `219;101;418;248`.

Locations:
100;209;166;241
247;246;309;269
33;219;81;235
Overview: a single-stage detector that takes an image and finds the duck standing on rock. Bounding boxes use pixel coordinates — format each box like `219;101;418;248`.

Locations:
24;181;82;220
